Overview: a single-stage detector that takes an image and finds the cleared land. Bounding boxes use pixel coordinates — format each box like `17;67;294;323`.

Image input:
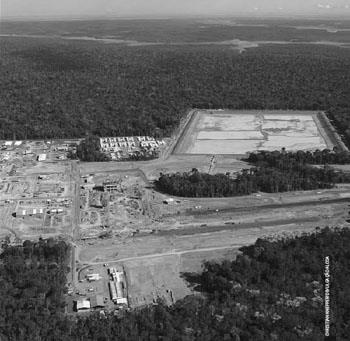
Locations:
174;110;335;155
78;220;336;307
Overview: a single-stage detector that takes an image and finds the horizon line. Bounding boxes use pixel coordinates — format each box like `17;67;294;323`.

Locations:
2;12;350;22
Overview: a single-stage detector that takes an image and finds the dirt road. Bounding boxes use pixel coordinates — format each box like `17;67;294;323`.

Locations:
78;219;323;264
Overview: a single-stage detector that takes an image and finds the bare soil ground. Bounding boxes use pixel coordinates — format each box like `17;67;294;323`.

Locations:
77;218;349;307
173;110;335;155
78;154;350;237
0;165;75;240
80;155;249;181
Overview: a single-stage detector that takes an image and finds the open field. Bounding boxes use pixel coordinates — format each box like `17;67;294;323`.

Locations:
73;246;239;309
78;217;347;307
124;247;241;307
79;154;248;180
174;110;336;155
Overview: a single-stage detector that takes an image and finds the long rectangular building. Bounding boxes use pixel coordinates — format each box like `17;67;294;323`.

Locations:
109;281;117;301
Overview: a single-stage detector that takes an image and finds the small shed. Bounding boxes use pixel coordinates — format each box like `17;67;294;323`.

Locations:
38;154;47;162
163;198;175;205
86;273;101;282
116;297;128;306
75;299;91;311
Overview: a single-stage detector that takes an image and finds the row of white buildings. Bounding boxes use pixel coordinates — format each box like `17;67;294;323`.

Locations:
100;136;166;156
101;136;155;144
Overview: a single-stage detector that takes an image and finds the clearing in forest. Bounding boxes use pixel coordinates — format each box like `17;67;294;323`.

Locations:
174;110;337;155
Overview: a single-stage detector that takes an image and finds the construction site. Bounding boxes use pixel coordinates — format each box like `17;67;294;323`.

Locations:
1;110;350;312
0;139;78;241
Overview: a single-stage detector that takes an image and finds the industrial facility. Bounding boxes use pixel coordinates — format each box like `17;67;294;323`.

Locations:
108;267;128;306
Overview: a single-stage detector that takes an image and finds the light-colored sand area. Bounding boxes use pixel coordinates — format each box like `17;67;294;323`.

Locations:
191;136;327;154
263;114;314;121
262;120;319;136
200;114;261;131
197;131;264;140
182;111;330;155
191;140;259;154
263;136;327;150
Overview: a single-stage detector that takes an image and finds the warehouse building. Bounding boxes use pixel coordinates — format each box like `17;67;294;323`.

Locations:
75;299;91;312
109;281;117;302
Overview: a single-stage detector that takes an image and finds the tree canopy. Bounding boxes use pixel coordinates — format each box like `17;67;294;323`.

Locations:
76;135;111;162
155;150;350;197
0;38;349;144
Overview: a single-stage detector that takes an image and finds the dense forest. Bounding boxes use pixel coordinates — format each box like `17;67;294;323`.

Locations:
1;228;349;340
155;149;350;197
0;36;349;142
0;238;71;341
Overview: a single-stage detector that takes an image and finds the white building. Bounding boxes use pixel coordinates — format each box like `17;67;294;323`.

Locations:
38;154;47;162
116;297;128;305
76;299;91;311
86;273;101;282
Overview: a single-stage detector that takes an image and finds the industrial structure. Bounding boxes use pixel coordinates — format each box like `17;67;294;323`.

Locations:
75;299;91;312
103;180;121;193
14;208;44;217
108;267;128;306
86;273;101;282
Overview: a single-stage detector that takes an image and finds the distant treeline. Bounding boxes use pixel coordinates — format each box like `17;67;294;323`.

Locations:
0;38;349;145
155;149;350;197
1;227;349;340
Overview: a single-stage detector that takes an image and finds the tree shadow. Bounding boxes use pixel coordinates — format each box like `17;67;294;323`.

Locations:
180;271;203;292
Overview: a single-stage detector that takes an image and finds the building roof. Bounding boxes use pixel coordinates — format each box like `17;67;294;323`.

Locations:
76;299;91;310
38;154;47;161
116;297;128;305
86;273;101;281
